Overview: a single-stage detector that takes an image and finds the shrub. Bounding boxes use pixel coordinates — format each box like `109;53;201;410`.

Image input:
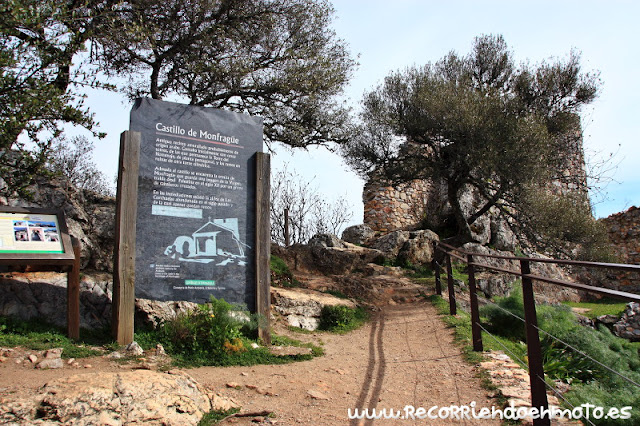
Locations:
318;305;368;332
159;296;246;364
480;289;640;425
480;286;527;341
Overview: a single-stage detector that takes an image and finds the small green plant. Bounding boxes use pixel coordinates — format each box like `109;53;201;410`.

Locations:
198;407;241;425
270;254;302;287
157;296;323;367
270;254;290;276
318;305;368;332
477;290;640;425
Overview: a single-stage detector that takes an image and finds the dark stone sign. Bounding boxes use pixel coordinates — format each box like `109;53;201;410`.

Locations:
130;98;263;308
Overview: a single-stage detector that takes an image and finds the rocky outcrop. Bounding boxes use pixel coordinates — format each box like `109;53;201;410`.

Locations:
0;371;217;425
0;271;205;330
396;229;439;266
308;233;348;249
272;239;385;276
135;299;198;328
3;176;116;271
271;287;356;330
613;303;640;341
460;243;579;302
0;271;112;330
341;224;375;245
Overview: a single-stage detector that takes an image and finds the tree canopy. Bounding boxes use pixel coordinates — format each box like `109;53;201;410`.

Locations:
341;34;600;245
1;0;356;197
0;0;112;197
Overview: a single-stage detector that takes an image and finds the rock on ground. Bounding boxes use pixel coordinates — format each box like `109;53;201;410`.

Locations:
1;370;212;425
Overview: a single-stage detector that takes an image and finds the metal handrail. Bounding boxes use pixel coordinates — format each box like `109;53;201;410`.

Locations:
432;240;640;426
437;240;640;273
437;240;640;303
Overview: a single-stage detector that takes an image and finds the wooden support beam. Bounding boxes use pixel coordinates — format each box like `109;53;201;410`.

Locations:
112;131;140;345
255;152;271;345
67;237;81;339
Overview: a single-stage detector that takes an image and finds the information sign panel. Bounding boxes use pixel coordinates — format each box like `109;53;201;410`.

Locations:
130;98;263;307
0;211;64;254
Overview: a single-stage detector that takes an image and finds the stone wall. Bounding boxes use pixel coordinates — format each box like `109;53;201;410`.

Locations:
363;178;448;233
601;206;640;265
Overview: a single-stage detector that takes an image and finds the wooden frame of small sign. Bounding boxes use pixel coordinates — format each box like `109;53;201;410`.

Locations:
0;206;81;338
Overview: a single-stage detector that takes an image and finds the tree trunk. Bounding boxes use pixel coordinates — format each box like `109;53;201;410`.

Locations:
447;179;474;243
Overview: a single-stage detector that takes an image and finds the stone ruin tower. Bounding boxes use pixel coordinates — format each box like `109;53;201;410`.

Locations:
362;127;589;248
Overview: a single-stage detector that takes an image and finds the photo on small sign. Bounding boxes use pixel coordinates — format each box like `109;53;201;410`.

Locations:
163;217;249;266
13;226;28;242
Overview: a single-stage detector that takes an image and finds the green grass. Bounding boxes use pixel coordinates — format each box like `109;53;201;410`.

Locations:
1;309;324;369
270;254;290;276
0;315;113;358
428;295;528;367
270;254;302;288
451;262;469;282
563;299;628;319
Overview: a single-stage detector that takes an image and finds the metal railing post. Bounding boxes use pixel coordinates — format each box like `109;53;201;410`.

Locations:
520;259;550;425
433;242;442;295
445;252;457;315
467;254;483;352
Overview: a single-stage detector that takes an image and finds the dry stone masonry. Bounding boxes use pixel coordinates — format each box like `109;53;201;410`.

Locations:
601;206;640;265
363;131;589;240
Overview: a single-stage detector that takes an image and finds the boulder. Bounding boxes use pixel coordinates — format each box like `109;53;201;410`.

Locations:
490;216;518;252
613;303;640;341
4;371;212;425
341;224;375;245
273;242;384;276
271;287;356;331
371;230;411;260
135;299;198;328
308;233;347;249
397;229;439;266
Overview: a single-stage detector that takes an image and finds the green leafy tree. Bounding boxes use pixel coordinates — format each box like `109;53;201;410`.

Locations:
0;0;115;198
2;0;355;197
95;0;355;148
342;34;600;246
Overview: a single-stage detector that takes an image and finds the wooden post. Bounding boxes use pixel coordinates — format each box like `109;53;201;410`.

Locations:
467;254;483;352
445;253;457;315
67;237;81;339
255;152;271;345
112;131;140;345
284;207;290;247
520;259;550;425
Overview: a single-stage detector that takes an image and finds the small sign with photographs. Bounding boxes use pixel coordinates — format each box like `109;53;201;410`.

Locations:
0;212;63;254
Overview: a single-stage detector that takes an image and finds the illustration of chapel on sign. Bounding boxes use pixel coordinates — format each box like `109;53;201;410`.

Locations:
164;218;249;265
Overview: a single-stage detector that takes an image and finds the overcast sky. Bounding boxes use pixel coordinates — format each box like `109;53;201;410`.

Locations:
84;0;640;227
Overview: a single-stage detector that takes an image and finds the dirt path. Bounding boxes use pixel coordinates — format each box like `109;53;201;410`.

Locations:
0;300;501;425
191;300;500;425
